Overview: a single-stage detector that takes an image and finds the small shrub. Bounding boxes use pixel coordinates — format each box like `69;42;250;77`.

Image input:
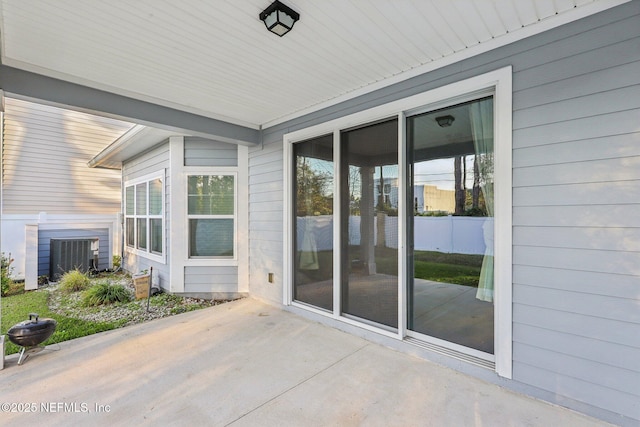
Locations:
6;280;24;296
82;283;132;307
59;269;91;293
112;255;121;270
462;207;487;217
1;252;15;296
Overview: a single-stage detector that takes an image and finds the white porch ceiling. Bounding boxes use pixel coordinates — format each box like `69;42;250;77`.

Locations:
0;0;628;129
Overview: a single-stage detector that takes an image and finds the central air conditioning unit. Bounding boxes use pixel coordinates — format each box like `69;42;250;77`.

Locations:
49;238;99;280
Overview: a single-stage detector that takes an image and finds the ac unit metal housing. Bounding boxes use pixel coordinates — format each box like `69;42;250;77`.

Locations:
49;238;99;280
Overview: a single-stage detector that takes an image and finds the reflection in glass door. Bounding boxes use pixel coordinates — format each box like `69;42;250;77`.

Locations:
407;97;495;354
341;119;398;329
293;135;334;311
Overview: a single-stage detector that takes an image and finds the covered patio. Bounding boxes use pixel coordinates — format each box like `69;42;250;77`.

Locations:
1;2;638;425
1;298;607;426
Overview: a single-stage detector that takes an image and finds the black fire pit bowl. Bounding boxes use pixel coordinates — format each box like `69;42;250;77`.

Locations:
7;313;57;365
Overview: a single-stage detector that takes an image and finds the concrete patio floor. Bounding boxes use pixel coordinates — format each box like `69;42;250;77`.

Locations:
0;298;609;426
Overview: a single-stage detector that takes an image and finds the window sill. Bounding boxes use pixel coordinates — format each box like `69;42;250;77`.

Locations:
125;247;166;264
184;258;238;267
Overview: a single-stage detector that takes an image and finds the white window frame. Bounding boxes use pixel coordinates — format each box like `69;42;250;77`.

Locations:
184;168;238;264
124;171;165;263
283;67;512;378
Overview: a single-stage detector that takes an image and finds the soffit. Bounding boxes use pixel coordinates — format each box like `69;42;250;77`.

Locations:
0;0;628;129
88;125;176;169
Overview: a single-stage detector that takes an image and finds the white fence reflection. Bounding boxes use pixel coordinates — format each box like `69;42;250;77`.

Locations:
296;215;492;255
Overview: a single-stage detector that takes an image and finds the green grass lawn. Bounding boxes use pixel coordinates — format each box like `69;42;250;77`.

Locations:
413;260;481;287
1;290;122;355
1;271;230;356
296;248;484;288
375;249;483;287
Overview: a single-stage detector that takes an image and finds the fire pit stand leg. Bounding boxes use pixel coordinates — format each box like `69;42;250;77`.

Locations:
17;346;44;365
17;347;27;365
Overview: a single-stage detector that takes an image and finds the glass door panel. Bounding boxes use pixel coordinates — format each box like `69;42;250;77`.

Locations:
407;98;495;354
293;135;334;311
341;119;399;329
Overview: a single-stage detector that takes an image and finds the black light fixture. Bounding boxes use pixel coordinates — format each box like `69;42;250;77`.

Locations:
435;115;455;127
259;1;300;37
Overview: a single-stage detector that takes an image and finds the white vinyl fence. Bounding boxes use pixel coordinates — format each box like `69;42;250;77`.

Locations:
296;215;492;255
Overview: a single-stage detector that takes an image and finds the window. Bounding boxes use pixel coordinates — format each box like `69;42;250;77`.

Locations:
125;174;164;257
149;178;163;253
293;134;334;311
187;174;236;258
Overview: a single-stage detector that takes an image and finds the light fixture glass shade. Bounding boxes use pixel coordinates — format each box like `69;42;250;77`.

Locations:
270;23;290;37
263;11;278;28
259;1;300;37
435;115;455;127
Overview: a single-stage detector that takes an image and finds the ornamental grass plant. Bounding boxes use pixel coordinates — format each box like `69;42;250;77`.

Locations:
81;282;132;307
58;269;91;293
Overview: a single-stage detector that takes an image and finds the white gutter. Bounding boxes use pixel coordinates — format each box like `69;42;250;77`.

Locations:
88;125;176;170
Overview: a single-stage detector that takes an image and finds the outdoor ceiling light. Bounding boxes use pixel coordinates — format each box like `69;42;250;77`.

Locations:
435;115;455;127
259;0;300;37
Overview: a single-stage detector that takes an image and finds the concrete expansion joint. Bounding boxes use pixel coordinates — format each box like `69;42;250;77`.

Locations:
225;343;370;426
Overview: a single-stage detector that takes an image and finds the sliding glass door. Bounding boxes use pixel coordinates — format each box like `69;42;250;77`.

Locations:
407;97;495;354
340;119;398;329
293;135;334;311
291;97;497;354
289;69;512;372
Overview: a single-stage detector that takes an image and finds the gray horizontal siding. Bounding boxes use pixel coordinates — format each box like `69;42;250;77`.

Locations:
514;205;640;228
3;101;130;139
184;266;238;293
123;142;169;180
513;59;640;111
2;97;132;214
516;343;639;396
514;323;638;373
250;220;283;234
514;181;640;206
38;228;110;277
514;304;637;355
248;148;282;169
514;283;639;324
250;187;282;203
248;141;284;304
512;362;639;421
513;36;639;93
514;226;640;252
514;134;640;168
513;265;638;300
509;3;640;415
513;108;638;149
513;157;640;186
513;84;640;130
183;137;238;167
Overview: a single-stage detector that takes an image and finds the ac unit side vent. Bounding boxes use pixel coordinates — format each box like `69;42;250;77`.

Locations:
49;238;99;280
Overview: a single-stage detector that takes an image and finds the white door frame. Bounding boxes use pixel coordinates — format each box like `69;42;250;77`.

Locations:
283;66;512;378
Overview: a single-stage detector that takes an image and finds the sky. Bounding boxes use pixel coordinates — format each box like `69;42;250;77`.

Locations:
301;155;478;195
414;156;476;190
